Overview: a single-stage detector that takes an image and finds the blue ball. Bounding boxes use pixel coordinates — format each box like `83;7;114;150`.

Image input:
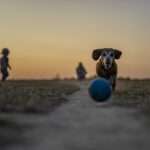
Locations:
89;78;112;102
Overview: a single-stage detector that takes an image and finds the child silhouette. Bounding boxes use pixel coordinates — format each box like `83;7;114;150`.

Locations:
0;48;11;81
76;62;87;81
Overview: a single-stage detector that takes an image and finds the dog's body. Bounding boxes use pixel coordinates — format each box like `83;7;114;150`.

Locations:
92;48;122;90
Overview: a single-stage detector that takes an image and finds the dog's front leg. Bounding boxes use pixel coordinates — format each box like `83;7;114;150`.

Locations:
109;75;116;91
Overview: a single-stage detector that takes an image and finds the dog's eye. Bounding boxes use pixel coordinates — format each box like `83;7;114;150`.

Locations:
110;53;114;57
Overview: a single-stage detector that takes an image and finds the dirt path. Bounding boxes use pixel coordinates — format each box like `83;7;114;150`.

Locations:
2;83;150;150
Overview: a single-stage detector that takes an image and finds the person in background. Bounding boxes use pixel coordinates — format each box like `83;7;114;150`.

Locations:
76;62;87;81
0;48;11;81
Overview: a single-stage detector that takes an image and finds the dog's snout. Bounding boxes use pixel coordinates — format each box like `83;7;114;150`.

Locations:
106;58;111;64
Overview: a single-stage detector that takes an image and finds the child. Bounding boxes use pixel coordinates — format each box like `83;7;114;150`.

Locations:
0;48;11;81
76;62;87;81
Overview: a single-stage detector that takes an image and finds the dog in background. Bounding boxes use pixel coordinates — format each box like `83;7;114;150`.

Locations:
92;48;122;91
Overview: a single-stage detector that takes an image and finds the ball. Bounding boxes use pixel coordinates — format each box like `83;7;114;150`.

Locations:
89;78;112;102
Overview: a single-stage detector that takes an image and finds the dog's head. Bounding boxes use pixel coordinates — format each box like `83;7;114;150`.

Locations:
92;48;122;70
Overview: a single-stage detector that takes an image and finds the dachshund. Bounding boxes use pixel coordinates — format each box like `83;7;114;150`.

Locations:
92;48;122;91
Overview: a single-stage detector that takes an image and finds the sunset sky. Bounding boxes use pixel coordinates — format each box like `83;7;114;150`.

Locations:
0;0;150;79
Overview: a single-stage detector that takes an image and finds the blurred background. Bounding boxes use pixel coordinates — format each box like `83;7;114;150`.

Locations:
0;0;149;79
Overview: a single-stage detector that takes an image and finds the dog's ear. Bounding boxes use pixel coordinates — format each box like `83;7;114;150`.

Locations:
114;49;122;59
92;49;103;61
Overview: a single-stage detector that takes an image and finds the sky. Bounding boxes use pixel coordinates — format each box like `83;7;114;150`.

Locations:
0;0;150;79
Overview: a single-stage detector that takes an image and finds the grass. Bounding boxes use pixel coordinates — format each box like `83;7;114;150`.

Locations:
0;80;79;113
1;79;150;114
0;80;79;147
113;79;150;113
1;79;150;148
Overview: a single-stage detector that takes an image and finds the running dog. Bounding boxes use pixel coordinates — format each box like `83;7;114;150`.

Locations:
92;48;122;90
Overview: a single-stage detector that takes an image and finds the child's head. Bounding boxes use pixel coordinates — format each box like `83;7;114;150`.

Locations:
1;48;10;56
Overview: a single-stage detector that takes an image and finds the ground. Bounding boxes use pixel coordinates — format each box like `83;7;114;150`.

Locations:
0;80;150;150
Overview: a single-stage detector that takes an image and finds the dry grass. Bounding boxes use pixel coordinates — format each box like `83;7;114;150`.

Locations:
1;79;150;114
0;80;79;113
113;79;150;113
0;80;79;147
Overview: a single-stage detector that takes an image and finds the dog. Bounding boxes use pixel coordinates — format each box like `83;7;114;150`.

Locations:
92;48;122;90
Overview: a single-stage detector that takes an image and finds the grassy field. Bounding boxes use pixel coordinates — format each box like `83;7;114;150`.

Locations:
0;79;150;114
114;79;150;114
0;79;150;148
0;80;79;113
0;80;79;147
